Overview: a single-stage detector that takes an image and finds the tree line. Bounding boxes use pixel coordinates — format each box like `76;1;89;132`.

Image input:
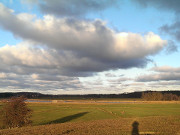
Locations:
0;91;180;99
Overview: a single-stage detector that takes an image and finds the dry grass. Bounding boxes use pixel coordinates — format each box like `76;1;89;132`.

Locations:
0;116;179;135
26;100;180;104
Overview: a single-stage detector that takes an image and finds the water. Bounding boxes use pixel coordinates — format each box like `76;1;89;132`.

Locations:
26;100;52;103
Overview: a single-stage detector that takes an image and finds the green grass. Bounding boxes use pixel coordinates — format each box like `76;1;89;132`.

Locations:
27;102;180;125
0;101;180;134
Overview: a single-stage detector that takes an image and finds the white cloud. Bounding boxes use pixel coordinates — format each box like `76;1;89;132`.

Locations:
151;66;180;73
114;32;166;59
137;72;180;82
0;3;171;92
0;3;167;74
0;43;57;67
0;72;7;78
137;66;180;82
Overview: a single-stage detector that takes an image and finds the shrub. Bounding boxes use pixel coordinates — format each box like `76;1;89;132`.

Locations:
1;96;32;128
142;92;180;101
163;93;179;101
142;92;163;101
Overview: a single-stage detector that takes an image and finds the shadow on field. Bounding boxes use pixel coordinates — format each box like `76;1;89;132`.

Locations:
132;121;139;135
46;112;89;124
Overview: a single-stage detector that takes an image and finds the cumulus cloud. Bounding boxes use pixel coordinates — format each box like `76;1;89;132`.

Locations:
0;44;57;67
28;0;118;17
0;43;96;76
0;3;167;75
137;66;180;82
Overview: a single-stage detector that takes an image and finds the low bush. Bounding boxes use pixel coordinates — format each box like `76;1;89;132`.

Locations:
1;96;32;128
142;92;180;101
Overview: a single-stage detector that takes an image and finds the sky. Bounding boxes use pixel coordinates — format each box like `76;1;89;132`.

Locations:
0;0;180;94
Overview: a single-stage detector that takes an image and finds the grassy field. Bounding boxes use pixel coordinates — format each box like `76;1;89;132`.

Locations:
0;100;180;134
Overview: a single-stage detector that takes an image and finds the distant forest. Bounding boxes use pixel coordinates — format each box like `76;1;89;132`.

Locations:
0;91;180;100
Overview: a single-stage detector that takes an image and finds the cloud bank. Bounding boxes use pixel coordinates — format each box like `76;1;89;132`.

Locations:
137;66;180;82
0;2;170;93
